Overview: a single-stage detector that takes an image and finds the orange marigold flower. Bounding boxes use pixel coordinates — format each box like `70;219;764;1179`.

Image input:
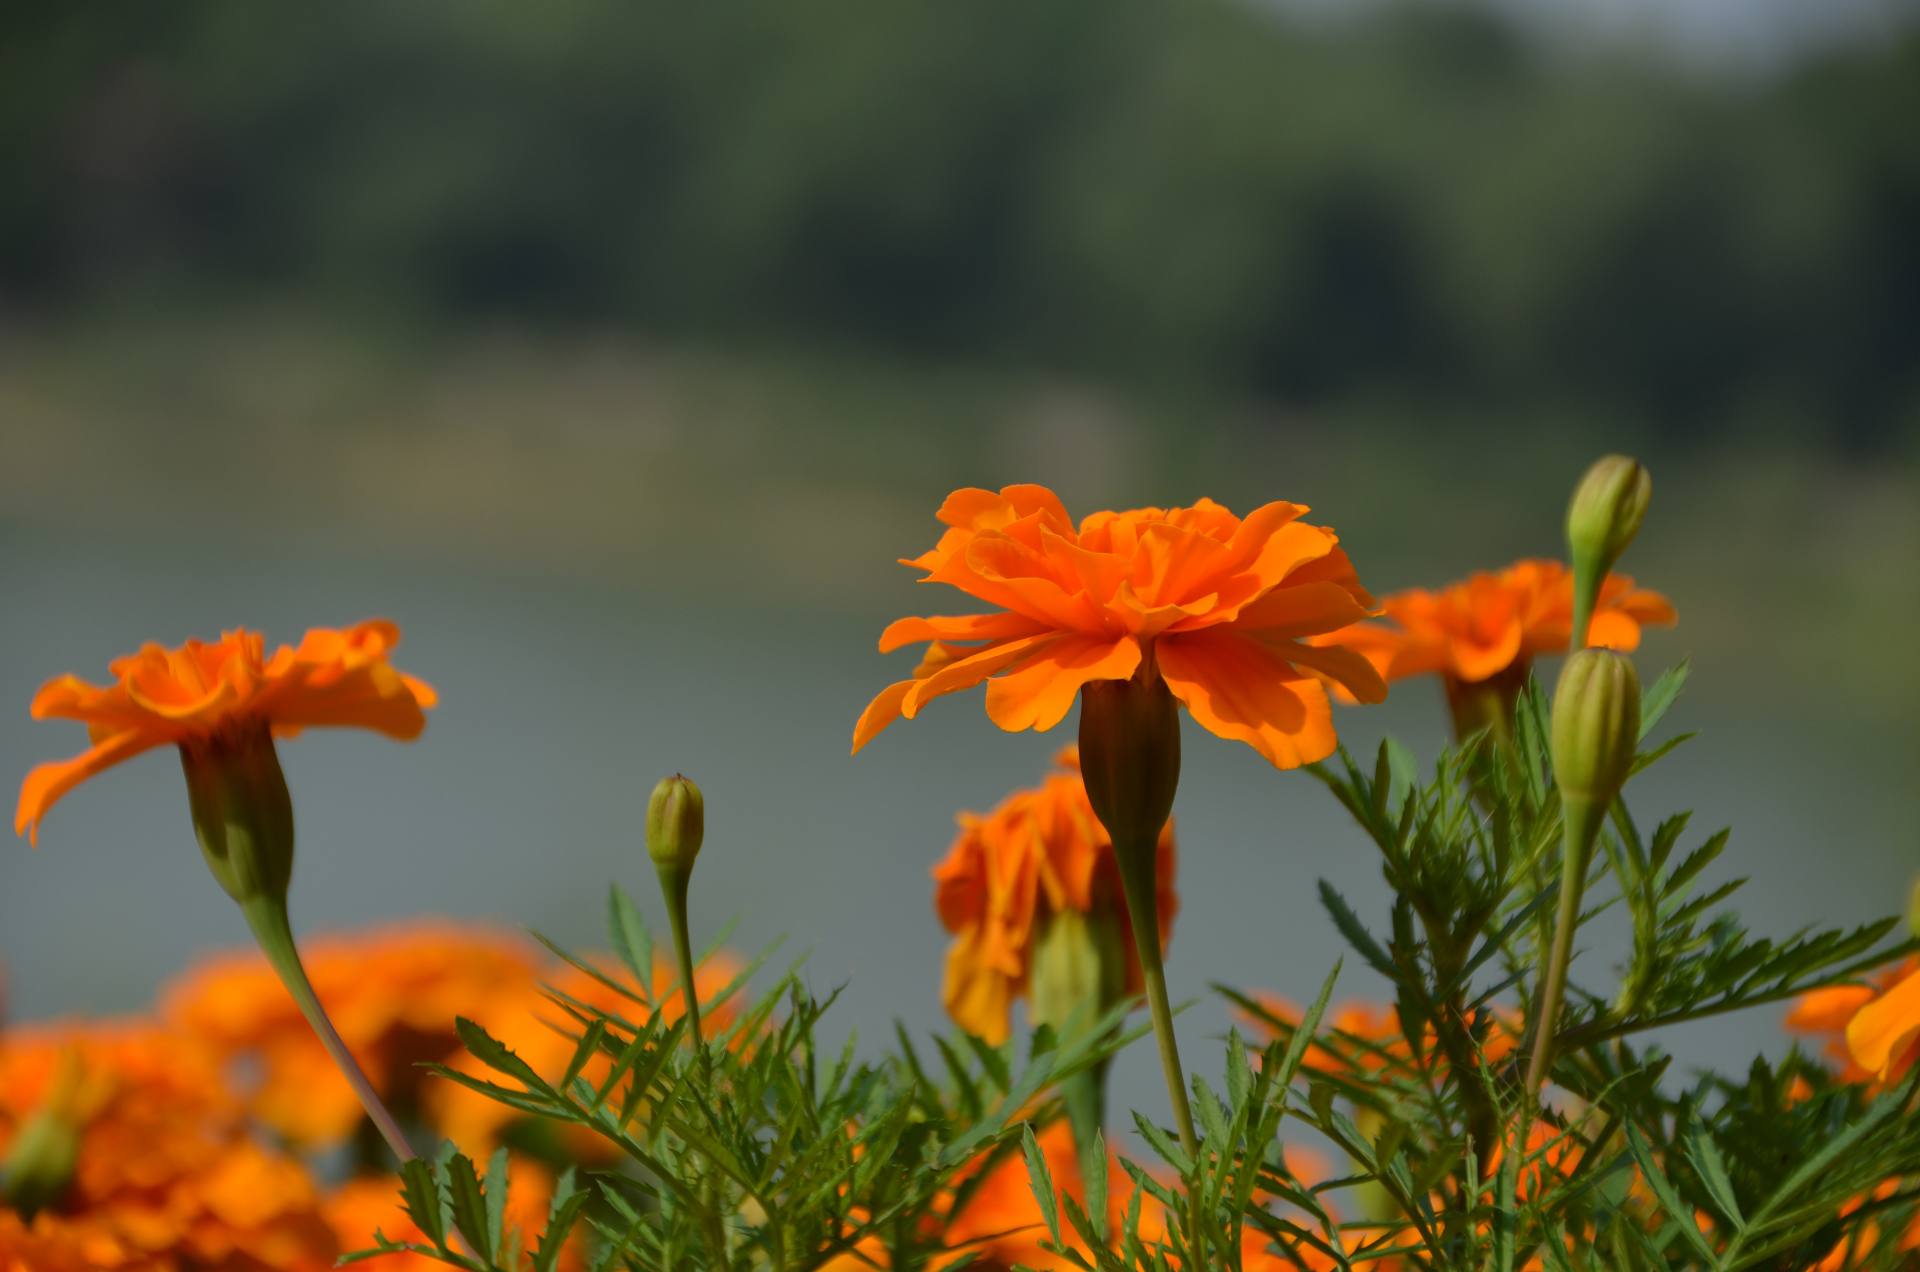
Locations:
932;748;1175;1045
0;1020;338;1271
1241;995;1518;1078
163;923;543;1150
1785;958;1920;1087
854;485;1386;770
1317;559;1673;693
940;1122;1123;1271
14;621;435;845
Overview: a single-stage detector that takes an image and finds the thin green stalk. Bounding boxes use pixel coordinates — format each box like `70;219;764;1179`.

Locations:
1112;831;1207;1269
1523;799;1600;1102
657;864;706;1061
238;895;415;1163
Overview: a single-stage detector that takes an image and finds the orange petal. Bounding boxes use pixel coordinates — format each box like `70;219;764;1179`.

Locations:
877;612;1049;654
1272;637;1389;705
851;679;918;754
15;729;173;845
1223;581;1375;638
942;926;1014;1045
1847;969;1920;1081
1448;619;1525;684
1786;985;1875;1034
903;635;1057;718
983;636;1141;733
1157;630;1338;769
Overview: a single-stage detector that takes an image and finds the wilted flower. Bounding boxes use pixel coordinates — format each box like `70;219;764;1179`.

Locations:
855;485;1385;770
931;749;1175;1046
164;924;542;1150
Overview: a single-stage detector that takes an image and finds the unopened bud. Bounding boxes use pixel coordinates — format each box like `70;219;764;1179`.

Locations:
180;723;295;905
1566;455;1652;647
1029;906;1128;1039
1078;668;1180;854
1551;650;1641;812
1;1050;92;1217
647;775;705;873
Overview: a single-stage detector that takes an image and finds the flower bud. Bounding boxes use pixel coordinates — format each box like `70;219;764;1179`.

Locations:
1028;906;1128;1039
1;1049;94;1217
1078;667;1180;854
1550;649;1641;811
180;723;295;906
1566;455;1652;647
646;774;705;874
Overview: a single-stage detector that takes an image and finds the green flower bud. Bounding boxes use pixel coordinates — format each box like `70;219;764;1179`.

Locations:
1550;649;1641;812
180;723;295;906
1566;455;1652;647
647;774;705;873
1028;906;1128;1039
1078;665;1181;855
1;1051;89;1217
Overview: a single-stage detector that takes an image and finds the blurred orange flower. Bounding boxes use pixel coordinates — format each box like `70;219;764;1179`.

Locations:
164;923;542;1150
1786;958;1920;1087
430;949;747;1156
854;485;1385;769
1316;559;1673;693
0;1021;337;1271
15;621;436;845
1241;995;1517;1078
932;749;1175;1045
938;1122;1120;1270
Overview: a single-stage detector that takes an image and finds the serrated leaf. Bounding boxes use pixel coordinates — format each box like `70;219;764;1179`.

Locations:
445;1153;495;1261
484;1146;510;1257
1639;660;1690;739
456;1017;546;1090
1132;1110;1193;1178
1624;1124;1719;1265
398;1158;446;1249
1317;882;1397;980
1021;1123;1062;1248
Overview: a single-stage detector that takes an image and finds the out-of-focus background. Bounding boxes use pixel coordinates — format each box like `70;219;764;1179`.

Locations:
3;2;1916;1127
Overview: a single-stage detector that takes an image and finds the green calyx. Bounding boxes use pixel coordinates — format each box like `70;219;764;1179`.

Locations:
180;724;295;906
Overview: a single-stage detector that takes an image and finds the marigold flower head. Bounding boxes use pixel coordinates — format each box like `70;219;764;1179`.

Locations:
164;923;542;1149
931;749;1175;1045
1316;559;1673;695
0;1020;337;1270
854;486;1386;770
15;620;436;846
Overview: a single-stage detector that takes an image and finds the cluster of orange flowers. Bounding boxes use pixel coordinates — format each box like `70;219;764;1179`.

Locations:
0;920;741;1271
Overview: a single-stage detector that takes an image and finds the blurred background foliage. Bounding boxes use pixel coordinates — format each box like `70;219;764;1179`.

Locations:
2;0;1916;1122
5;1;1918;448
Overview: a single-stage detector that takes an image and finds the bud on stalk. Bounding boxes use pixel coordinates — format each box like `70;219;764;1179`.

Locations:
648;774;709;1056
1566;455;1651;648
1524;650;1640;1100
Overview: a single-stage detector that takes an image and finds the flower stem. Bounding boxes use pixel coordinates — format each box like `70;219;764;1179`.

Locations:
238;895;415;1163
656;863;706;1065
1112;832;1207;1267
1522;798;1601;1102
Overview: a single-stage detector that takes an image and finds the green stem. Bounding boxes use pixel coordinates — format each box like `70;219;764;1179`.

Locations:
657;863;706;1064
1522;799;1601;1102
238;895;415;1163
1112;832;1207;1268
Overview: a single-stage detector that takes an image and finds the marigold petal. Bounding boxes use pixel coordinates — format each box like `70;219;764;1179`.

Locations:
1449;619;1526;684
942;927;1014;1045
1786;985;1876;1034
851;679;917;754
1157;631;1337;769
903;634;1058;718
984;636;1141;733
15;730;172;845
877;612;1050;654
1847;969;1920;1081
1272;637;1390;705
1224;581;1376;638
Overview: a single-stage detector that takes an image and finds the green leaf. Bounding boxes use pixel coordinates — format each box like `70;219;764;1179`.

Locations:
445;1152;495;1261
398;1158;447;1249
484;1146;510;1258
1021;1123;1063;1249
1132;1111;1193;1179
1317;882;1397;981
1686;1124;1744;1232
608;884;656;999
456;1017;546;1090
532;1167;585;1272
1639;659;1690;739
1624;1124;1719;1265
